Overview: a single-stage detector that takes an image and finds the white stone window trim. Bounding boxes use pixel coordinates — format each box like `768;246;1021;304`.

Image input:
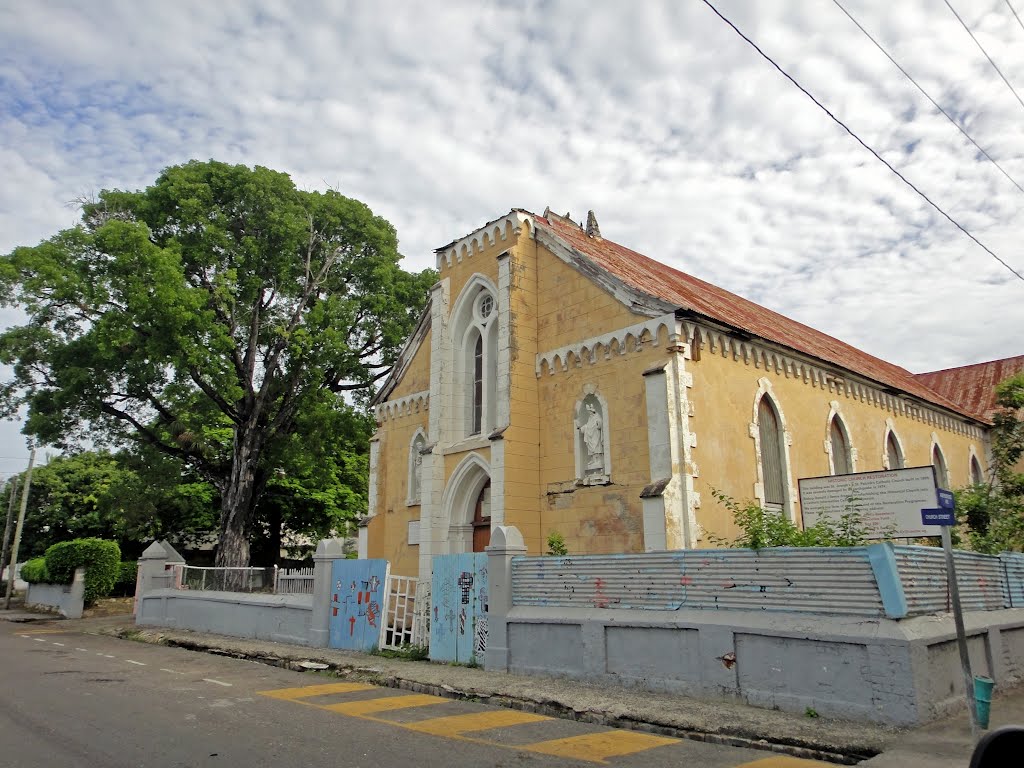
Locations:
439;451;491;554
968;444;986;485
407;428;428;506
930;432;951;490
749;377;796;521
882;418;905;470
824;400;857;475
449;274;499;440
574;385;612;486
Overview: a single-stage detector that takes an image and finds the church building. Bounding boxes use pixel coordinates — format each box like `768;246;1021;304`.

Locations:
362;208;1001;581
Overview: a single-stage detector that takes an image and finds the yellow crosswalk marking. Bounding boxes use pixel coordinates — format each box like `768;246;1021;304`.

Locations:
406;709;550;736
258;682;376;701
735;758;836;767
523;731;678;762
323;694;449;716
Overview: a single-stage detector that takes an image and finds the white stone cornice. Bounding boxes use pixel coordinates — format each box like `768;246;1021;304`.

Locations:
436;211;533;271
375;390;430;422
536;313;679;376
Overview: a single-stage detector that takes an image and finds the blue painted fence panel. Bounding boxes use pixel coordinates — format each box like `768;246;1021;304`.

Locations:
328;559;390;651
430;553;488;663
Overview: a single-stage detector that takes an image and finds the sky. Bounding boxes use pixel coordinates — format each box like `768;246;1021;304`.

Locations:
1;0;1023;473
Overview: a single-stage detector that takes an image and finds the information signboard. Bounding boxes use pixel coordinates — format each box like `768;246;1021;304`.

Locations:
798;465;939;539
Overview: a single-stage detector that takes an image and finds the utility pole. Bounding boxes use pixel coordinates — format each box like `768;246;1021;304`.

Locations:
4;447;36;610
0;476;20;598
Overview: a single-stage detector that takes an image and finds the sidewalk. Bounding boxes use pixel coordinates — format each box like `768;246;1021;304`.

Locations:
6;609;1022;766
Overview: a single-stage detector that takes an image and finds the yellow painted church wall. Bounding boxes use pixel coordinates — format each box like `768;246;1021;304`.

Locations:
687;346;983;544
366;410;426;577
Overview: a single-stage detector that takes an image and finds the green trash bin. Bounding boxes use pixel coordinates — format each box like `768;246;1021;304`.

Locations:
974;676;995;729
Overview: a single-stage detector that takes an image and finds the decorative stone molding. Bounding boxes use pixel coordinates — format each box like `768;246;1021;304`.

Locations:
436;212;532;271
695;323;984;439
375;391;429;422
536;314;678;376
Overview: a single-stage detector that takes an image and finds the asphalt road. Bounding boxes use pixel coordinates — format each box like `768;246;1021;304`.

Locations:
0;622;829;768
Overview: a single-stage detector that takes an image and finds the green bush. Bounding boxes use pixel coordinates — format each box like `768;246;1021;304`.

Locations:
20;557;50;584
111;561;139;597
44;538;122;604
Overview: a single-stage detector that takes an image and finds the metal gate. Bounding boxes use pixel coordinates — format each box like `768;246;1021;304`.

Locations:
429;553;488;664
328;558;390;651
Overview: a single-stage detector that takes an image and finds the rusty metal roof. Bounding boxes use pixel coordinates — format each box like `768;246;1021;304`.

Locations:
535;212;981;420
916;355;1024;421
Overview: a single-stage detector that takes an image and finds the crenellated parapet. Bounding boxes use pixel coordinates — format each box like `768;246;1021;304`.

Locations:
536;314;679;376
374;390;430;423
436;211;533;272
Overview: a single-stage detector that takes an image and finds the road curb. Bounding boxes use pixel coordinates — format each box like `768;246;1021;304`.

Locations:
101;624;881;764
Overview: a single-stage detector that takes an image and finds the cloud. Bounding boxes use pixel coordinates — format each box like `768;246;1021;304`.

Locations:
1;0;1023;458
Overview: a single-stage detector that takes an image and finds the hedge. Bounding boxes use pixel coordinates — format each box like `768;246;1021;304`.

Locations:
20;557;50;584
44;538;121;604
112;561;139;597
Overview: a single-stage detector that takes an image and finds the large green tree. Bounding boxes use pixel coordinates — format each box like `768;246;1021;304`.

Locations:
0;161;433;566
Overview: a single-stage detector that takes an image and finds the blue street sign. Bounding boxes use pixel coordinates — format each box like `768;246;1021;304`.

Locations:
922;508;955;526
937;489;955;510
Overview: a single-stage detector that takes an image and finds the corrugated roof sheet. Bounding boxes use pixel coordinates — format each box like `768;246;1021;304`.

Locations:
916;355;1024;420
535;212;978;419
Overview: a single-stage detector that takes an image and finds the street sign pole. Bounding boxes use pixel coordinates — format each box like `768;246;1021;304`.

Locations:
924;488;978;740
942;523;978;741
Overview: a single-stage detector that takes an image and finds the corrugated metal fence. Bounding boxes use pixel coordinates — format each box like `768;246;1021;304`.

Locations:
893;546;1005;614
511;546;1024;618
512;548;885;616
1003;552;1024;608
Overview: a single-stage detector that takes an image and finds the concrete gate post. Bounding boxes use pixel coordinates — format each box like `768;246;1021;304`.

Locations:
485;525;527;672
308;538;347;648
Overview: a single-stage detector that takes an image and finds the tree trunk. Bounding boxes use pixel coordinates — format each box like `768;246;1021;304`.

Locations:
215;426;262;570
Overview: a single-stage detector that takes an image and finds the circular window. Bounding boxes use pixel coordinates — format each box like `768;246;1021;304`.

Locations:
478;294;494;320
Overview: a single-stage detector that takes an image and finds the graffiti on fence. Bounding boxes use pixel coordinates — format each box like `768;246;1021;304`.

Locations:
328;559;389;652
430;553;487;663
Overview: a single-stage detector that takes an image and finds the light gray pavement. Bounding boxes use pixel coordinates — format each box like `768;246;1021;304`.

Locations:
4;608;1023;766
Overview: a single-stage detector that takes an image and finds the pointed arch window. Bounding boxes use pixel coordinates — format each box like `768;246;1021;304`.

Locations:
886;432;904;470
472;333;483;435
758;397;786;508
932;444;949;489
970;455;984;485
829;417;853;475
452;281;497;439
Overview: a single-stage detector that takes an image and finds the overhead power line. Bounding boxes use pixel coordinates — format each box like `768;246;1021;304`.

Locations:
1009;1;1024;36
832;0;1024;197
699;0;1024;283
944;0;1024;113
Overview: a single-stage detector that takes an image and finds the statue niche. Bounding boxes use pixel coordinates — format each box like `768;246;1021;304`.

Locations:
574;394;609;485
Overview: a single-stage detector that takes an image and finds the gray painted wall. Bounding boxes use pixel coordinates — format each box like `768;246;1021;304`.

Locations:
137;590;313;645
25;567;86;619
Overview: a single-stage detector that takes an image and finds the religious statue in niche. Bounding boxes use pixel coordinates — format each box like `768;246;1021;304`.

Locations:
575;396;606;478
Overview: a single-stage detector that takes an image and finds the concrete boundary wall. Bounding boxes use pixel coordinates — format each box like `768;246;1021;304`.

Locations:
137;589;313;645
25;567;86;619
134;538;347;648
486;526;1024;726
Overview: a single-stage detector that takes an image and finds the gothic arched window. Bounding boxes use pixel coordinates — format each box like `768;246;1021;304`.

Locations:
758;396;786;509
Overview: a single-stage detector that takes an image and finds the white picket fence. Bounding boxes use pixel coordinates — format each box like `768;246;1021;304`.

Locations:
276;566;314;595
